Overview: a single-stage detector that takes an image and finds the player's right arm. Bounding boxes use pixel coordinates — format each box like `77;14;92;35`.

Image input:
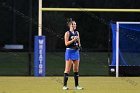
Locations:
64;31;78;46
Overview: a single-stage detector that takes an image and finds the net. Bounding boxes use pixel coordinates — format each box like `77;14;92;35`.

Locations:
111;22;140;66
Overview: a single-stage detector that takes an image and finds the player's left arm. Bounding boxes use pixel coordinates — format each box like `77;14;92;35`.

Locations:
77;31;81;47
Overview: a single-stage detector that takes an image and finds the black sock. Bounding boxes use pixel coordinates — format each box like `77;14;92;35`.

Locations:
63;73;69;86
74;72;79;87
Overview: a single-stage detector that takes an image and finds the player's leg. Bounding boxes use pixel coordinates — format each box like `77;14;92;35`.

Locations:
63;60;72;90
73;60;79;86
73;60;83;90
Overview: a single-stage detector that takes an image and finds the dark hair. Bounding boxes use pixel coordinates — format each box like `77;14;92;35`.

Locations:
67;18;75;27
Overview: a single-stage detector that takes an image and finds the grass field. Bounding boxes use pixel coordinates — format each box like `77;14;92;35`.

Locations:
0;76;139;93
1;52;139;93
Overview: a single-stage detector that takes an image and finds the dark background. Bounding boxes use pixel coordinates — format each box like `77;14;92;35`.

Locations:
0;0;140;52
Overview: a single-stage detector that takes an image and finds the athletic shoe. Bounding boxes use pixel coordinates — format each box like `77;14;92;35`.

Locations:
75;86;83;90
63;86;69;90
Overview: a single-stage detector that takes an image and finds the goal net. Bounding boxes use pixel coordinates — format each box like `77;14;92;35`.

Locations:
111;22;140;77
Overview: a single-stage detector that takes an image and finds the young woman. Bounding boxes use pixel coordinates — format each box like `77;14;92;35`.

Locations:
63;18;83;90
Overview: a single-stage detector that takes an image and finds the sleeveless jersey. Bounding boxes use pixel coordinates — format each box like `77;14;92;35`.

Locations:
67;31;79;48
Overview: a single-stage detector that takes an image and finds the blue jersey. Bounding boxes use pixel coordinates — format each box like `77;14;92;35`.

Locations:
66;31;79;48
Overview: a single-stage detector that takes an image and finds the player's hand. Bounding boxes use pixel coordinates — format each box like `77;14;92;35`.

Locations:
74;36;79;41
78;45;82;51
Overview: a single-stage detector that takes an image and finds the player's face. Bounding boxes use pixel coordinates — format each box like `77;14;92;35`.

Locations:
71;21;77;30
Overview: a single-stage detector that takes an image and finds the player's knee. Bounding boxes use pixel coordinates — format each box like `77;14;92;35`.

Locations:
73;68;79;72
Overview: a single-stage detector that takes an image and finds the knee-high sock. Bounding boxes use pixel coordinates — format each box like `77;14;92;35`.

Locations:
74;72;79;86
63;73;69;86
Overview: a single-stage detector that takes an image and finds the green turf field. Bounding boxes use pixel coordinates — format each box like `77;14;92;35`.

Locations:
0;77;139;93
